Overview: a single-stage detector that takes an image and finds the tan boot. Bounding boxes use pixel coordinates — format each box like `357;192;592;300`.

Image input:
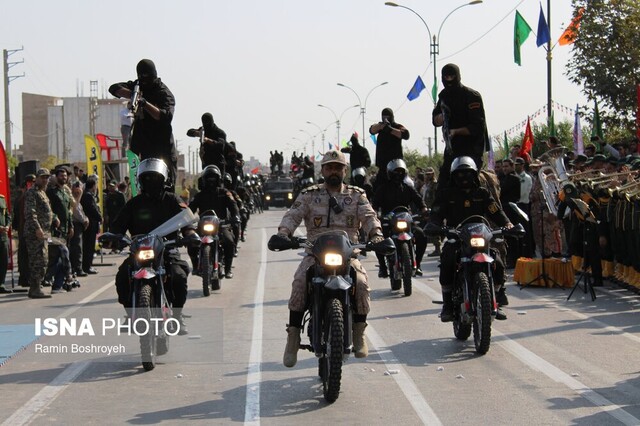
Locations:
283;326;301;368
352;322;368;358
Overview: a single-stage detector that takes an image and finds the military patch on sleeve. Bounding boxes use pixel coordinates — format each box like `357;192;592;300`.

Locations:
344;197;352;205
464;200;471;208
488;202;498;214
313;216;323;227
346;215;355;227
469;102;481;110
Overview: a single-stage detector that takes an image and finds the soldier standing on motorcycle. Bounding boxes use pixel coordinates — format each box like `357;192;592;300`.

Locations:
111;159;197;334
223;172;243;251
373;159;429;277
276;150;384;367
109;59;178;189
188;166;239;279
428;156;513;322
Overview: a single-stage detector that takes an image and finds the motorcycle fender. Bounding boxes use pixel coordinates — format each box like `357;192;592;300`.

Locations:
396;233;412;241
201;236;214;244
325;276;352;291
133;268;157;279
471;253;494;263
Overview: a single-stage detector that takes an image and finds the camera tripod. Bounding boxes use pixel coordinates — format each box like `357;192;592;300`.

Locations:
567;223;597;301
521;204;561;289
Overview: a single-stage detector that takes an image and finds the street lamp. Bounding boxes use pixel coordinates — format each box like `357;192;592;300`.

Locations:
298;129;314;154
318;104;359;148
385;1;482;156
337;81;388;148
306;120;332;154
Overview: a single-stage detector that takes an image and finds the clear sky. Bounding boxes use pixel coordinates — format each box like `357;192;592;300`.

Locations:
1;0;585;165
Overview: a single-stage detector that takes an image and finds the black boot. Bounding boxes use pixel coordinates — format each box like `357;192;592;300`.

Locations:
440;292;454;322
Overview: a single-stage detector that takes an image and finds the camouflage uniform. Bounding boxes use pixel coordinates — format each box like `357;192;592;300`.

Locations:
24;179;54;294
0;195;11;291
278;183;383;314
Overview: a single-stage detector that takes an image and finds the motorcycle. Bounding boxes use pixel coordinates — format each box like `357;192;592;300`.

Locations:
381;206;420;296
196;210;229;296
268;231;394;402
426;216;525;354
99;209;199;371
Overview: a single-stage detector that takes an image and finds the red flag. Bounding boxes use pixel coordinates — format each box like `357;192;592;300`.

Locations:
558;7;585;46
0;140;12;270
519;117;534;157
250;166;260;174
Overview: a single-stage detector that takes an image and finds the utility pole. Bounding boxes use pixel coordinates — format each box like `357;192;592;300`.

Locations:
3;47;25;155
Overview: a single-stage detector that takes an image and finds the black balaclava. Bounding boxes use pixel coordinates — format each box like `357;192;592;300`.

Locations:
442;63;462;89
136;59;158;88
390;168;406;184
453;169;477;190
201;113;215;138
140;173;164;200
382;107;395;124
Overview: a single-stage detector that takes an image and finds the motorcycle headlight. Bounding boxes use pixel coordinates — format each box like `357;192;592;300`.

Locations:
203;223;216;233
470;237;486;248
287;193;293;200
396;220;408;231
265;195;271;201
324;253;343;266
137;248;155;261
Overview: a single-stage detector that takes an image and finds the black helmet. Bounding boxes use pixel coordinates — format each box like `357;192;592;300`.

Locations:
352;167;367;179
223;172;233;186
202;165;222;180
137;158;169;199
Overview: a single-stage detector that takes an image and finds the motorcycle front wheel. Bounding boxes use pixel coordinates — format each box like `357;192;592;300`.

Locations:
136;281;157;371
452;283;471;341
400;243;412;297
321;298;344;403
472;272;492;355
201;245;212;296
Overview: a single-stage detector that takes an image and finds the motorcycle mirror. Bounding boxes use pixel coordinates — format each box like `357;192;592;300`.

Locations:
371;237;395;256
508;202;529;223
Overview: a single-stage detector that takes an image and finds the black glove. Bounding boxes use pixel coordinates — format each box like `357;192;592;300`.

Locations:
187;128;198;137
268;233;293;251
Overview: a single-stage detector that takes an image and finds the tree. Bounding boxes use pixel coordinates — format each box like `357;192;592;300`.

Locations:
402;149;442;176
567;0;640;133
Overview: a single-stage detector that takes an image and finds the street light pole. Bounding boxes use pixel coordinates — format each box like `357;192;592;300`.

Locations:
385;1;482;156
306;121;328;154
337;81;388;148
298;129;314;155
318;104;339;146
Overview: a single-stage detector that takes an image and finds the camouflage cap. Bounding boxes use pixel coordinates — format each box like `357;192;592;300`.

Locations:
36;168;50;177
320;150;347;166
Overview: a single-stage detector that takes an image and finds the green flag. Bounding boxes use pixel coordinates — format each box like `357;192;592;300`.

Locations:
548;111;556;137
126;149;140;197
503;131;509;157
431;78;438;103
591;101;604;140
514;11;532;66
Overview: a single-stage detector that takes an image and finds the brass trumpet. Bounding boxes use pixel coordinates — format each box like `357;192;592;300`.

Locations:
607;180;640;198
581;172;636;190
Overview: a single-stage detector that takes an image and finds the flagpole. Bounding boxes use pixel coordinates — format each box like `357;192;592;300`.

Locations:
546;0;553;124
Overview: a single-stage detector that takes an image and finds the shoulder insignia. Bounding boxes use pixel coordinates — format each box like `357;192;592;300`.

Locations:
488;202;498;214
468;102;482;110
346;185;365;194
300;185;320;194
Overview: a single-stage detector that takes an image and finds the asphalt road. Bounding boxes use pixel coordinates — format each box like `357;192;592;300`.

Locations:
1;210;639;425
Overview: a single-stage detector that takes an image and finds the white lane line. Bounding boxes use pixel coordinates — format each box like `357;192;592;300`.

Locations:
518;287;640;345
366;324;443;426
413;279;640;425
494;330;640;426
244;229;267;425
2;360;91;426
3;279;115;426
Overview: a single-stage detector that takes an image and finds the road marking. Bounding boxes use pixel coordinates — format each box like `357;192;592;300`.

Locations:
244;229;267;425
3;280;115;426
366;324;443;425
494;330;640;425
2;360;91;426
413;279;640;425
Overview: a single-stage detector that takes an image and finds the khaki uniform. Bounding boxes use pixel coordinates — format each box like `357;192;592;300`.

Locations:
24;187;54;290
278;183;382;314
